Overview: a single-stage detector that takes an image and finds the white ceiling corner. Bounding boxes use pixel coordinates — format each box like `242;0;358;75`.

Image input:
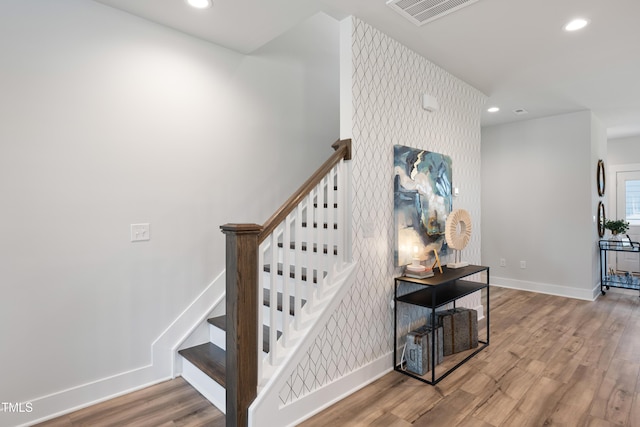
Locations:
92;0;640;138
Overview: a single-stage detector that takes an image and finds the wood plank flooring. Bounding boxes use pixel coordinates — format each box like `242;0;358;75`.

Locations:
34;377;224;427
301;286;640;427
36;286;640;426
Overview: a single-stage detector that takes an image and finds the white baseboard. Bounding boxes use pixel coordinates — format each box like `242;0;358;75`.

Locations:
283;352;392;427
7;271;227;427
8;365;167;427
491;276;599;301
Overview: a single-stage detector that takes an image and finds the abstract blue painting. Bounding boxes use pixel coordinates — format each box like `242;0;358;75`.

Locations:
394;145;452;266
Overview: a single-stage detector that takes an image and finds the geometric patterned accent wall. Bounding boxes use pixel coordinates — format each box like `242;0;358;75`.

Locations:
279;17;486;405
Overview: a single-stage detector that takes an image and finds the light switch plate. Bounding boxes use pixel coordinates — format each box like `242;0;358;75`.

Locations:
131;223;150;242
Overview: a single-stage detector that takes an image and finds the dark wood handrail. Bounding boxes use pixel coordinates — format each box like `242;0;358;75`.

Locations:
220;138;351;426
259;138;351;243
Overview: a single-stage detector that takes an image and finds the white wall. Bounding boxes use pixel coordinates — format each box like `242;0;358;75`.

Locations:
482;111;605;300
279;17;486;408
591;116;608;296
608;135;640;166
0;0;339;424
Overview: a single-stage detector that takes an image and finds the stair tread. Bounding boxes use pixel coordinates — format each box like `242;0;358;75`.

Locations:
313;185;338;192
207;316;282;353
179;342;226;388
277;241;338;255
301;221;338;230
263;263;328;284
262;288;306;316
313;202;338;209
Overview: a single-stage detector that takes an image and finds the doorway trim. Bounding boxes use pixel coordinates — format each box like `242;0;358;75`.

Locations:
608;163;640;219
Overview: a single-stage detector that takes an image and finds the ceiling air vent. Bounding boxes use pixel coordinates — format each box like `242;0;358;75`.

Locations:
387;0;480;26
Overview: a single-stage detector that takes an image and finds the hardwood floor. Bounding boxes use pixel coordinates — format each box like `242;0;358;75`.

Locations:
36;286;640;426
301;286;640;427
34;377;224;427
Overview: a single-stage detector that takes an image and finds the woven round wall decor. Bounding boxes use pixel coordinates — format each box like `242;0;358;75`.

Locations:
445;209;472;250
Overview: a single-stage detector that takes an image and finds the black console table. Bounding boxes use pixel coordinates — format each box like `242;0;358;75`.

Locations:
394;265;490;385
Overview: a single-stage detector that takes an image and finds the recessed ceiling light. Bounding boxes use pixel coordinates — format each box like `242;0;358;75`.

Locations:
564;18;589;32
487;107;500;113
185;0;212;9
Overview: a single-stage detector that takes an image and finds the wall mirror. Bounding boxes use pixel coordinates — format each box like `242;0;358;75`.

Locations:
597;201;606;238
597;159;606;197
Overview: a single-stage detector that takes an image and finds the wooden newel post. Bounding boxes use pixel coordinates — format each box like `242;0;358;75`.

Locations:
220;223;262;427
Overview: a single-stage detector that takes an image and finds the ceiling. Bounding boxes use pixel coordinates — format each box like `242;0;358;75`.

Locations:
94;0;640;139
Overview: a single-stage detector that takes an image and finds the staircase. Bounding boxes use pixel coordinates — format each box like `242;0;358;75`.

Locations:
177;140;354;426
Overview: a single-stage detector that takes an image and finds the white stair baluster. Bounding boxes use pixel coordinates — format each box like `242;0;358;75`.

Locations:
304;190;320;309
316;178;326;298
269;230;279;365
295;201;304;329
326;166;336;281
282;214;292;347
258;240;265;382
335;160;345;269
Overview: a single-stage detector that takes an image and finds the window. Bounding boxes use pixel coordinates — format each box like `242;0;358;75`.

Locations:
625;180;640;224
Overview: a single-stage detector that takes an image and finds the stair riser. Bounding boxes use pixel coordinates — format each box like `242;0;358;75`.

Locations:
263;239;339;263
261;271;318;295
271;249;338;266
206;313;295;339
262;267;330;285
263;219;340;243
209;324;226;350
208;323;279;356
276;220;339;239
261;305;296;331
302;211;340;226
181;357;226;414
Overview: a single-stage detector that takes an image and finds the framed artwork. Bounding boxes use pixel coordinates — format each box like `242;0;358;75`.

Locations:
394;145;452;266
597;159;605;197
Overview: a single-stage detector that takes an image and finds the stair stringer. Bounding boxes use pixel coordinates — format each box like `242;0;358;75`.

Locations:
248;260;358;427
150;269;226;379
